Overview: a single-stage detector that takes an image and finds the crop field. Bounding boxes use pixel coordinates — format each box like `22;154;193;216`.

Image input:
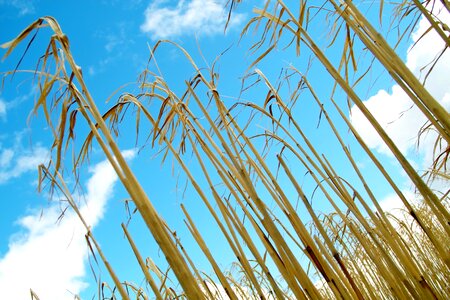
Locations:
1;0;449;299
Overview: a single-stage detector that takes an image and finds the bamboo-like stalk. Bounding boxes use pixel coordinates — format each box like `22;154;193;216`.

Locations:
333;0;450;142
249;70;437;297
2;17;206;299
251;2;450;264
37;166;131;300
412;0;450;47
177;83;318;298
3;2;450;299
119;91;293;299
127;87;279;298
234;80;444;298
181;204;239;300
302;74;421;271
277;155;363;299
121;224;164;300
331;97;450;261
331;0;450;228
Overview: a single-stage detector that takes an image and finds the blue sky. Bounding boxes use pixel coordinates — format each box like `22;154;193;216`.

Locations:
0;1;449;299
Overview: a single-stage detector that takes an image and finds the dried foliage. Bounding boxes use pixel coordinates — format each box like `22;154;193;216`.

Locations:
1;0;449;299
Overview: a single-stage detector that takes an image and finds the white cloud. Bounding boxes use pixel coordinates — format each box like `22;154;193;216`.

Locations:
0;99;6;120
0;0;35;15
89;23;135;76
88;66;96;76
378;190;416;219
0;88;35;122
0;150;136;299
95;22;131;53
350;4;450;167
0;145;49;184
140;0;246;39
0;148;14;168
350;86;424;156
374;189;446;234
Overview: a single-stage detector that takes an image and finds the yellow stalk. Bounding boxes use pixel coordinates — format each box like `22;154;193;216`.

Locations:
181;204;239;300
254;3;450;253
2;17;204;299
121;224;164;300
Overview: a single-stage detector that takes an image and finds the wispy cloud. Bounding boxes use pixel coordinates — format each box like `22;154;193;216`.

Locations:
140;0;246;39
0;151;135;299
89;23;138;76
0;145;48;184
350;4;450;168
0;99;6;121
101;22;130;53
377;190;416;218
0;148;14;168
0;88;35;122
0;0;35;16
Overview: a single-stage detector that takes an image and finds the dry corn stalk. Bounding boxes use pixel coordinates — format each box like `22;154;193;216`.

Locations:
1;0;449;299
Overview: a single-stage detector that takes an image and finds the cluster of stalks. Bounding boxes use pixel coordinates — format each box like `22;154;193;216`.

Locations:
2;0;449;299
